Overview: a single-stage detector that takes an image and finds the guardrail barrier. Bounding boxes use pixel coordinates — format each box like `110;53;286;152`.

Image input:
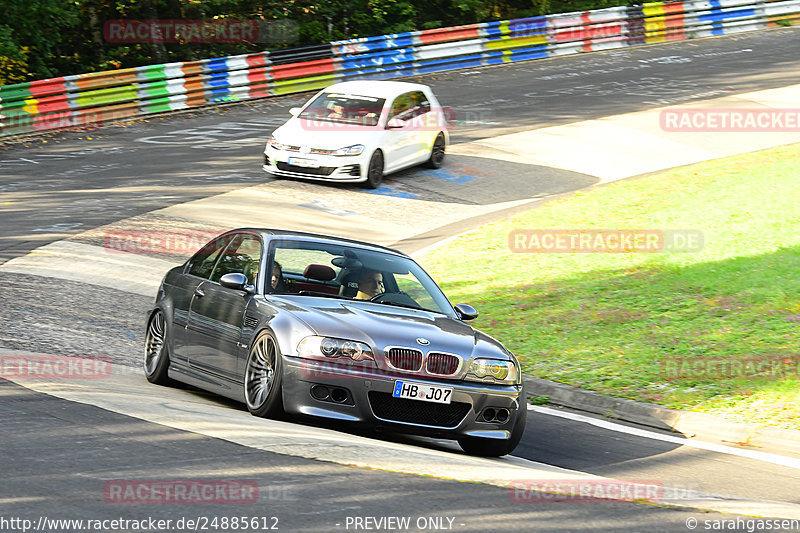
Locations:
1;0;798;137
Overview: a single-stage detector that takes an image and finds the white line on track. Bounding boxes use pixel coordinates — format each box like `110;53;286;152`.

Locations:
529;404;800;471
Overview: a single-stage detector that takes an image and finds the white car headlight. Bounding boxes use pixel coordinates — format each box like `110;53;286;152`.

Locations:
297;336;374;362
465;358;518;384
268;136;290;151
332;144;364;156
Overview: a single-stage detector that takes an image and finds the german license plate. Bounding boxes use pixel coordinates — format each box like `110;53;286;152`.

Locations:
393;380;452;404
288;157;319;168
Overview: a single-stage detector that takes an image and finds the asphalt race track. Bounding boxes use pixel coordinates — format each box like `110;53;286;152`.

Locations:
2;27;800;531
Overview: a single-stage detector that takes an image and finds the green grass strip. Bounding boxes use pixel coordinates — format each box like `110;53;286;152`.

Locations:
422;143;800;429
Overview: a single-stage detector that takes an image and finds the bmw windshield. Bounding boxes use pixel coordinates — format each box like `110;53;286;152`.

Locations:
269;240;456;317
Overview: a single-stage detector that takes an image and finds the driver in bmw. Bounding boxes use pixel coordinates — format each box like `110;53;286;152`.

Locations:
355;270;383;300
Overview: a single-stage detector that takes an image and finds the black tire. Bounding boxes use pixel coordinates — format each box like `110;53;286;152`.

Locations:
426;133;446;169
458;397;527;457
244;331;285;418
362;150;384;189
144;310;174;385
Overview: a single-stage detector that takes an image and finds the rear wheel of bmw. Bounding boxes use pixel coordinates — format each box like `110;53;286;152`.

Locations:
144;310;174;385
426;133;446;169
362;150;384;189
458;401;527;457
245;331;285;418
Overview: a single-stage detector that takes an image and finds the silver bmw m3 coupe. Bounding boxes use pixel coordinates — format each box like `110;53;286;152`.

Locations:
145;229;526;456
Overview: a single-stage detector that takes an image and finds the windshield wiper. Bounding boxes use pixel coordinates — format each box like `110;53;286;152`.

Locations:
293;291;350;299
372;300;441;314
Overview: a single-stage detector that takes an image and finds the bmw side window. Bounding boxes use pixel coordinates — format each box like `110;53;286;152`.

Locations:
187;236;229;279
210;234;263;285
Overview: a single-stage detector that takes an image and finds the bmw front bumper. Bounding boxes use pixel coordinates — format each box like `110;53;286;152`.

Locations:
281;356;525;441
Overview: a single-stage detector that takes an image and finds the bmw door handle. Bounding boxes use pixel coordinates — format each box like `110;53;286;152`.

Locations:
194;287;205;297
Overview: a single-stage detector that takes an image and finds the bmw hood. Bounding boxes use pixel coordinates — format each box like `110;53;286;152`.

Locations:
276;296;512;363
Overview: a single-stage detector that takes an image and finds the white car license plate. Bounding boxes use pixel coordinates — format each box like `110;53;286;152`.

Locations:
288;157;319;168
393;380;452;404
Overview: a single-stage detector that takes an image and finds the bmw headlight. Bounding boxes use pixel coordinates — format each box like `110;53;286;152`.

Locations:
465;358;518;384
332;144;364;156
268;136;290;151
297;336;374;362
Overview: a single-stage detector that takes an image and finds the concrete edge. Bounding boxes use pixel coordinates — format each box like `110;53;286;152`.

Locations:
522;375;800;457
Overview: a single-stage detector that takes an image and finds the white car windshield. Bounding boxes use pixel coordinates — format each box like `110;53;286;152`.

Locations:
298;93;385;126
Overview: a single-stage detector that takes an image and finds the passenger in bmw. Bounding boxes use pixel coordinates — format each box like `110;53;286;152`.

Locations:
354;269;383;300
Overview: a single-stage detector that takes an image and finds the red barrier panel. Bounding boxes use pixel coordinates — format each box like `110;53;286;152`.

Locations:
664;2;686;40
418;24;481;44
270;58;336;80
32;93;70;115
28;78;68;98
247;66;271;98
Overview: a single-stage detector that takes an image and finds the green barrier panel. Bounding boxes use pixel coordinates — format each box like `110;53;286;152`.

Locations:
272;73;337;95
0;83;33;104
74;84;138;108
138;80;173;99
137;64;168;83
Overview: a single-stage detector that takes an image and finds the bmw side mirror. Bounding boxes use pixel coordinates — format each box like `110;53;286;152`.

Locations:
454;303;478;321
289;107;302;117
386;118;404;129
219;272;255;294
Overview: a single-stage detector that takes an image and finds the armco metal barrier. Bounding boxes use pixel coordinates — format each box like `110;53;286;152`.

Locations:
1;0;798;137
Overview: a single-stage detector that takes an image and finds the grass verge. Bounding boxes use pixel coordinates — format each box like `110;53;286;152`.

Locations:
421;143;800;429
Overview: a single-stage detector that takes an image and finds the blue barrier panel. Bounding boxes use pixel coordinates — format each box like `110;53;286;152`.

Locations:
343;64;417;79
508;45;549;61
415;54;486;73
338;49;416;70
206;72;233;88
205;58;231;74
509;16;548;37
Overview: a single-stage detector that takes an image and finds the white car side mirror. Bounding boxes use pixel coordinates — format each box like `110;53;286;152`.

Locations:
386;118;404;129
289;107;302;117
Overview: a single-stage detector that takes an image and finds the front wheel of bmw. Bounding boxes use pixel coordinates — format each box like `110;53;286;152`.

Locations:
244;331;285;418
144;310;174;385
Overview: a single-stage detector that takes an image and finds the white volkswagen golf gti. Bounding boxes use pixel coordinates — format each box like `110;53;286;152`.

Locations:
263;80;449;188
